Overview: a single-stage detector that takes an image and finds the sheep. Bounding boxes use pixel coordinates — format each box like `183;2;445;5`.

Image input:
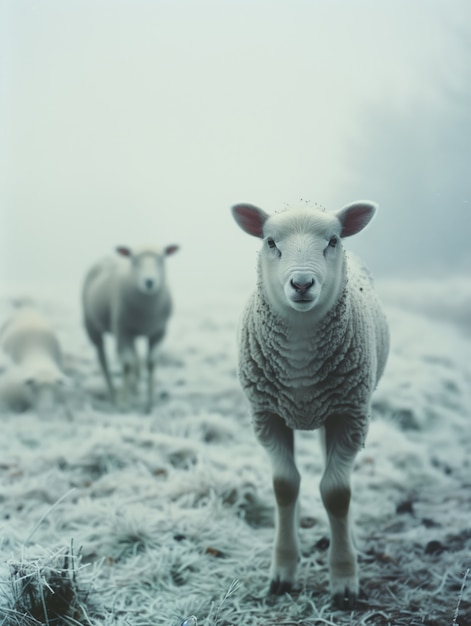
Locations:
231;201;389;609
82;244;179;412
0;307;69;415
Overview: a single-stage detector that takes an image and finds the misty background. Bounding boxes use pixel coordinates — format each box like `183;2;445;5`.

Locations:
1;0;470;300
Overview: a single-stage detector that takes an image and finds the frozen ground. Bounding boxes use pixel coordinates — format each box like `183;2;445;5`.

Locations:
0;277;470;626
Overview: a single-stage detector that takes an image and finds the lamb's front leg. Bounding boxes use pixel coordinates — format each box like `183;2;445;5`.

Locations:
254;412;300;595
319;416;363;609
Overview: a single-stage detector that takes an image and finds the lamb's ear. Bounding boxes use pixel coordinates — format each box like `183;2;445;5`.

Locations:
116;246;132;257
231;204;269;238
335;201;378;238
164;244;179;256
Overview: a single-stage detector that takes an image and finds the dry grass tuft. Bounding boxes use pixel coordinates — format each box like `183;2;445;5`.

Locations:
1;543;94;626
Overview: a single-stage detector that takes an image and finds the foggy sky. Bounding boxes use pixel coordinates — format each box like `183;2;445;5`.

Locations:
1;0;469;297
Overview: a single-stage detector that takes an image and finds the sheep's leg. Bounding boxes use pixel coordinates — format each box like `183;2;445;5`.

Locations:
116;338;139;407
146;332;164;413
319;417;363;610
85;320;115;402
95;338;116;402
254;412;300;595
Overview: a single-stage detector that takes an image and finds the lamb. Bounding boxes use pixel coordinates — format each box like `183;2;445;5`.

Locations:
231;201;389;609
0;307;69;415
82;244;179;412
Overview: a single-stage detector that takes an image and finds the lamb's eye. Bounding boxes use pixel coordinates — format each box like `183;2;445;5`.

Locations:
328;236;338;248
266;238;281;257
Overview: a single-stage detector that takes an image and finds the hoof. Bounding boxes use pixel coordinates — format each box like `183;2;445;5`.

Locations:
332;587;357;610
269;577;292;595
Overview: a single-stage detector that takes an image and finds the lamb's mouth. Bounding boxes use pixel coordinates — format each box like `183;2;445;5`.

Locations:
289;297;317;311
291;295;315;304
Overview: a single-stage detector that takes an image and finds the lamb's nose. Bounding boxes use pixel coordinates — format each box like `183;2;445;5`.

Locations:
290;278;315;294
145;278;154;290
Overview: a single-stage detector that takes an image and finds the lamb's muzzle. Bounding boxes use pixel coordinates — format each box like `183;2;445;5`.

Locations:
288;275;317;308
290;277;315;294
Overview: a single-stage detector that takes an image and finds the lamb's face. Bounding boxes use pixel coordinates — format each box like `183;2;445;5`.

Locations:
232;201;377;317
116;245;179;295
260;210;344;314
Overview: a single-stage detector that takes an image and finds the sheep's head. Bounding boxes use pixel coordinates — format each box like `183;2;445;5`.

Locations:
232;201;377;317
23;370;68;415
116;245;179;295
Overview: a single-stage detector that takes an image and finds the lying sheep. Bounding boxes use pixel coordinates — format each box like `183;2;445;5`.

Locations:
231;201;389;609
0;307;69;415
82;244;179;411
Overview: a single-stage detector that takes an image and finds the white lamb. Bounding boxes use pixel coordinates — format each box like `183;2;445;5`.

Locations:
231;201;389;609
82;244;179;411
0;307;69;415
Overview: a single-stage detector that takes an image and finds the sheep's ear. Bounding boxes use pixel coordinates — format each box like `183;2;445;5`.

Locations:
164;244;179;256
231;204;269;238
335;201;378;238
116;246;132;257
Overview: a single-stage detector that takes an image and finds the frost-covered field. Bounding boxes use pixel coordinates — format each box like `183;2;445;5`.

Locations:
0;278;470;626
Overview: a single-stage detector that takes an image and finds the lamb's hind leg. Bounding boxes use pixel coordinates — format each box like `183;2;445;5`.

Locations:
319;416;363;609
254;412;300;595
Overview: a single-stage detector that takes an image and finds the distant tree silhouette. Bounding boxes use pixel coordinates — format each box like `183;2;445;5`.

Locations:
343;28;471;276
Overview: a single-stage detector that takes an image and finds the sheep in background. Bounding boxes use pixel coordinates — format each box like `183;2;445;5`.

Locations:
0;307;70;416
231;201;389;609
82;244;179;412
